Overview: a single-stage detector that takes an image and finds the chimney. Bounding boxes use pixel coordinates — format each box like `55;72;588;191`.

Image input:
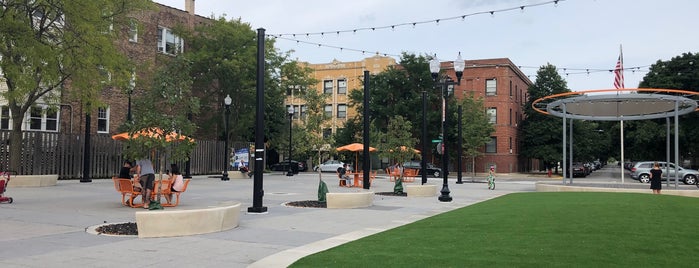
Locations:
185;0;195;15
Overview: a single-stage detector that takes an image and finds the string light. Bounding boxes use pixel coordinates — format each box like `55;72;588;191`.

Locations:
268;0;565;37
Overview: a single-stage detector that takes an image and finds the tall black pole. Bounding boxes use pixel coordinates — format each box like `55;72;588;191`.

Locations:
248;28;267;213
421;90;427;185
127;90;132;122
456;105;463;184
286;109;293;176
362;70;371;189
81;112;92;183
438;80;452;202
222;104;230;181
184;112;192;178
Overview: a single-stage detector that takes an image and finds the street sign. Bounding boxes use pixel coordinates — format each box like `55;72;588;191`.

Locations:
431;139;442;143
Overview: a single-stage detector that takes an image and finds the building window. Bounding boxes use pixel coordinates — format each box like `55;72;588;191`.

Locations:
337;104;347;118
27;106;58;132
515;85;518;101
486;137;497;153
509;81;512;97
323;128;332;139
157;26;184;55
509;137;513;150
486;79;497;96
337;79;347;94
300;105;307;119
97;107;109;133
1;106;10;130
128;19;138;42
324;105;332;117
293;105;299;120
509;108;512;126
323;80;333;94
487;107;497;124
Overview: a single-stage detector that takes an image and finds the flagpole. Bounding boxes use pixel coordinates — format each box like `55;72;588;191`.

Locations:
617;44;625;184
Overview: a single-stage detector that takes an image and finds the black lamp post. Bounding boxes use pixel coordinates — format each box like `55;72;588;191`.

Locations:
430;53;465;202
286;106;294;176
221;94;232;181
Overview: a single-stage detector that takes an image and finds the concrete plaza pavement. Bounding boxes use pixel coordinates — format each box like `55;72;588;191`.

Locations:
0;172;539;267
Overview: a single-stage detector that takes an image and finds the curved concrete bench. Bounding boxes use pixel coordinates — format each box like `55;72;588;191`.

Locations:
135;202;241;238
326;192;374;209
536;182;699;198
406;184;437;197
227;171;250;179
8;174;58;187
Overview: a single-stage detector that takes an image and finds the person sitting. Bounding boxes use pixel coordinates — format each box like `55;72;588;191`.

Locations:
118;160;132;179
337;163;352;187
164;164;185;204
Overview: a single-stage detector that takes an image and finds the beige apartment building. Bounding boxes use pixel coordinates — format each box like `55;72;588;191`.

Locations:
288;55;397;137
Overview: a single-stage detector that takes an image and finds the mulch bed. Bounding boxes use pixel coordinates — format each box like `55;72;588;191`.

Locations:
96;222;138;236
286;200;327;208
375;192;407;197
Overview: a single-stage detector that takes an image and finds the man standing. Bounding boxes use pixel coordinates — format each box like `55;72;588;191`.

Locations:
134;158;155;209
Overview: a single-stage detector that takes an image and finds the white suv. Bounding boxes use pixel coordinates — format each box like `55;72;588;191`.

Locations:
629;161;699;184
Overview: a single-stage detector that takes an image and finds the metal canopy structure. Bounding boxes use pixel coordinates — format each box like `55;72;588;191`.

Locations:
533;89;699;120
532;88;699;186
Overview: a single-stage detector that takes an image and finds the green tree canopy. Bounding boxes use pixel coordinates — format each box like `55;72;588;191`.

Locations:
0;0;151;172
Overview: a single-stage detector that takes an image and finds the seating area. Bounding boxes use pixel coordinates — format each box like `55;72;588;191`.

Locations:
112;177;190;208
337;171;377;187
387;168;418;182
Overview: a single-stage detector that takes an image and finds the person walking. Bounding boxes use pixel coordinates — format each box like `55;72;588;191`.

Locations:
650;162;662;194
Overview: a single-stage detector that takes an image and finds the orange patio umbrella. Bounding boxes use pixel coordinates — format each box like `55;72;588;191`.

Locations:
111;127;193;142
336;143;377;171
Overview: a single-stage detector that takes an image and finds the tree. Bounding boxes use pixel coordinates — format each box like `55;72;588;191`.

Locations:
0;0;151;173
122;56;199;167
379;115;418;194
455;94;494;175
346;53;439;144
637;52;699;161
518;64;570;170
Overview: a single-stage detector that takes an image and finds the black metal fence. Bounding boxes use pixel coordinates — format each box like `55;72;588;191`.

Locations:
0;131;237;179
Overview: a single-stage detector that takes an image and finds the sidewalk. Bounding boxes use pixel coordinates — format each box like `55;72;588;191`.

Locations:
0;172;536;267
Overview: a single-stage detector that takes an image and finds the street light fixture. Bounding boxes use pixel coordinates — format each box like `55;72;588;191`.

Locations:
221;94;232;181
286;106;294;176
430;53;465;202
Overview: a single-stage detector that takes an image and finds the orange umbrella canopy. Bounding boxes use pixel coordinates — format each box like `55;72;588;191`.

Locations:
336;143;377;171
111;127;193;142
390;146;420;154
336;143;377;152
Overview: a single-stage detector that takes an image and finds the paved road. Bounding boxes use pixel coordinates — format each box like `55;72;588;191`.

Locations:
0;172;538;267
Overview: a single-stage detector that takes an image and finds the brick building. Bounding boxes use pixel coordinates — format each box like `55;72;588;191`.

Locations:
69;1;211;136
0;1;210;136
440;58;532;173
291;56;531;173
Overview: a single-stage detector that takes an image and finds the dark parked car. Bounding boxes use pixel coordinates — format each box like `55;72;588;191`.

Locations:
402;161;442;178
269;160;307;173
565;162;587;178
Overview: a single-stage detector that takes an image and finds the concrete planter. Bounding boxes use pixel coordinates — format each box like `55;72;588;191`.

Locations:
227;171;249;179
406;184;437;197
136;202;241;238
7;174;58;187
326;192;374;209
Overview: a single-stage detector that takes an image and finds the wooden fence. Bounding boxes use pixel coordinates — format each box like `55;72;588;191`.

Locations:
0;131;244;179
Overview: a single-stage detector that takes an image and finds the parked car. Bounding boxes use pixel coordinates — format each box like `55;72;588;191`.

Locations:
269;160;307;173
565;162;587;178
313;160;351;172
402;161;442;178
629;161;699;184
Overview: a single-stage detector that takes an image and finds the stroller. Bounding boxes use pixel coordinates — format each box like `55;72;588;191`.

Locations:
0;171;13;204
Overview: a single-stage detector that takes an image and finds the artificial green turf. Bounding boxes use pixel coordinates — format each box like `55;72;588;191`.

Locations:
290;192;699;267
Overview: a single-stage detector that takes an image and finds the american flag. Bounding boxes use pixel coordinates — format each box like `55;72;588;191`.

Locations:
613;52;624;89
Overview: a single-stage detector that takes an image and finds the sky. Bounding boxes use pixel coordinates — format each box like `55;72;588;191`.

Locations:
154;0;698;91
